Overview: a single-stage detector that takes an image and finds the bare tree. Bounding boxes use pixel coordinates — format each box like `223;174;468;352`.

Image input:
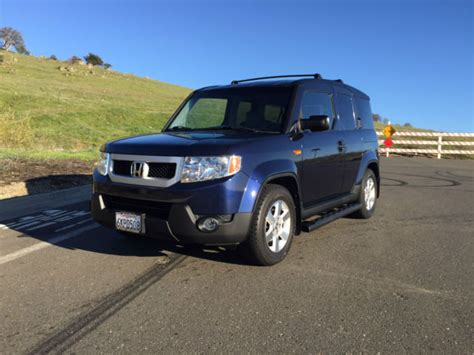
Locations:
0;27;27;52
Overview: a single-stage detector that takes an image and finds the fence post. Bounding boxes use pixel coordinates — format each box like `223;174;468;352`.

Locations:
386;148;390;158
437;135;442;159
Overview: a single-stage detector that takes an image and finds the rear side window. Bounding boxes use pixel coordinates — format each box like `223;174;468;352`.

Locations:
355;97;374;129
335;94;355;130
300;91;335;125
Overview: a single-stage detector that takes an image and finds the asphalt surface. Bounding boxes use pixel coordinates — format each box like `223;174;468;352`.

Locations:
0;157;473;353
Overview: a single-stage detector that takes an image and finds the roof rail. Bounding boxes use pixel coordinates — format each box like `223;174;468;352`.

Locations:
333;79;344;83
231;74;322;85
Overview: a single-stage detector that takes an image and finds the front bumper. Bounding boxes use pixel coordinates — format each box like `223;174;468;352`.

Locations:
90;191;252;246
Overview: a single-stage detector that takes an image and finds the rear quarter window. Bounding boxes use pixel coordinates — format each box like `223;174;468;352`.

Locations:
355;97;374;129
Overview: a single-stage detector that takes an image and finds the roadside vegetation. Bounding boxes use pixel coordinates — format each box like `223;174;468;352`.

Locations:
0;50;190;161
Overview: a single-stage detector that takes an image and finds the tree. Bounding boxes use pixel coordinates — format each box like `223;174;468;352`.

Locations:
403;122;412;128
83;53;104;66
103;63;112;69
49;55;58;60
383;118;390;125
372;113;381;122
0;27;27;53
15;44;29;55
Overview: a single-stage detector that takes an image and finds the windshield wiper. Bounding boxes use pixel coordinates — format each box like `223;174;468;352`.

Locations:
167;126;194;132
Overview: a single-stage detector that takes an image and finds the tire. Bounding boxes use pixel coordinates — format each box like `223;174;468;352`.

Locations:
352;169;378;219
244;184;296;266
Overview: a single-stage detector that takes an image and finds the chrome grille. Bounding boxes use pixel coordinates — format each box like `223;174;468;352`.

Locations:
109;154;184;188
112;160;176;179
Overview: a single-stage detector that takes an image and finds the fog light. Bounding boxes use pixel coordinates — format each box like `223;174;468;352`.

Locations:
197;217;220;232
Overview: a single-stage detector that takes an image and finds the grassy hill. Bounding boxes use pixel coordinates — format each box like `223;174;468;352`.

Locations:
0;51;191;160
0;51;436;162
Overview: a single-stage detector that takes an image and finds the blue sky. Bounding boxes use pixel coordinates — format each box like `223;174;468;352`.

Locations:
1;0;473;132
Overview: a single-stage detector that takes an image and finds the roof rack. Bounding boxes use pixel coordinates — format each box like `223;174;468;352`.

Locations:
333;79;344;83
231;74;322;85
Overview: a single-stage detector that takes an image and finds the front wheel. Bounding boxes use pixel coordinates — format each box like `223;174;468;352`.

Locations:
244;184;296;266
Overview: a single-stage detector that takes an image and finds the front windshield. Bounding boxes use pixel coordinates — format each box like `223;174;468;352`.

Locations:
166;88;292;133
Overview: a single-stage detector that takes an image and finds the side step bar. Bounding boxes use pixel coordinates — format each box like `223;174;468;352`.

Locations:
301;203;362;233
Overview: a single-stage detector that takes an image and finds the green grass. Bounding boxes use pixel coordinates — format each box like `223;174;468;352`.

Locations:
0;51;191;158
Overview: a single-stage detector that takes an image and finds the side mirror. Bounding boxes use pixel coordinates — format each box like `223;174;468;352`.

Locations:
300;115;331;132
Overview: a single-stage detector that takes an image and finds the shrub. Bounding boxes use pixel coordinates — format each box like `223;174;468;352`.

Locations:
68;56;82;65
104;63;112;69
49;55;57;60
403;123;413;128
84;53;103;66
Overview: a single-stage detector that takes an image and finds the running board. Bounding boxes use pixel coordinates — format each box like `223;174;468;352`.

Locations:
301;203;362;233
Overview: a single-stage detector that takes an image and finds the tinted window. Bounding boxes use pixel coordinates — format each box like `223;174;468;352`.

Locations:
235;101;286;127
300;91;334;125
185;98;227;128
335;94;355;130
355;97;374;129
235;101;252;125
264;104;286;124
169;88;291;132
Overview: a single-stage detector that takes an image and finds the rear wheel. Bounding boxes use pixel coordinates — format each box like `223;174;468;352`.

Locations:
244;184;296;266
352;169;377;219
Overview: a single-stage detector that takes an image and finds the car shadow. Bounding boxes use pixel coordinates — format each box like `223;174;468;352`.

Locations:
4;205;256;265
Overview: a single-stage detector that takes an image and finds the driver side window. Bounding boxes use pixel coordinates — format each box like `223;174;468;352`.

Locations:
300;91;335;127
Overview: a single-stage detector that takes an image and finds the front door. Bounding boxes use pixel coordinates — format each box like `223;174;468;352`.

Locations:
299;90;345;207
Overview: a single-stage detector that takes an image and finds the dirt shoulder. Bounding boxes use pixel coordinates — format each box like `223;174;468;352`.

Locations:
0;158;93;200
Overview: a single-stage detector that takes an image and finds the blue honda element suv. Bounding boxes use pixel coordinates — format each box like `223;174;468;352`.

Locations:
91;74;380;265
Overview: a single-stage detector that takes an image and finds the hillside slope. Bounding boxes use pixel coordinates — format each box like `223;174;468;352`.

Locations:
0;51;190;158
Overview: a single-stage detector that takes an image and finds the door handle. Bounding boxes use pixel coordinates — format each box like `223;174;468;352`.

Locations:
337;140;346;153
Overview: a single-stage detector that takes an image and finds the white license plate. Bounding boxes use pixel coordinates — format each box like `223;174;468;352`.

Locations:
115;212;144;234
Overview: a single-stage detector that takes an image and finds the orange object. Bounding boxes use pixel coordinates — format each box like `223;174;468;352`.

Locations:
383;125;396;138
293;149;302;156
228;156;241;174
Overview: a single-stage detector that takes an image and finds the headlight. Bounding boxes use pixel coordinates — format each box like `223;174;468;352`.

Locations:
181;155;241;183
95;152;110;176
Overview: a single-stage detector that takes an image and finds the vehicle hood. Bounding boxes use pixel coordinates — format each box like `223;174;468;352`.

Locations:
105;131;265;156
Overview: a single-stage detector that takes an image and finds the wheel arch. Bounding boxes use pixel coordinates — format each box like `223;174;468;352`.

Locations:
354;151;380;197
257;173;302;235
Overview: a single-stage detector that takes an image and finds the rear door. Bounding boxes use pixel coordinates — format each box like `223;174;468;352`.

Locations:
334;91;363;193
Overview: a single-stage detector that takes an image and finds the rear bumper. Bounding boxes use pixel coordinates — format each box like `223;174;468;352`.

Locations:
90;192;251;246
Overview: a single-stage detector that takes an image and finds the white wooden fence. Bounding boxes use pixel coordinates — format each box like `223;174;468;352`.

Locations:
377;131;474;159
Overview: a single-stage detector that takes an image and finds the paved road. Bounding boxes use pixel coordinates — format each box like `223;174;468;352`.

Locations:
1;157;473;353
